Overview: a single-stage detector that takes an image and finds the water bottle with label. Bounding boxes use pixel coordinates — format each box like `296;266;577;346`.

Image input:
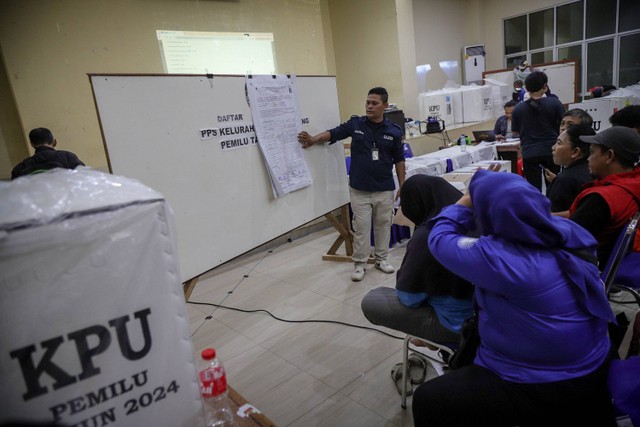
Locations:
199;348;235;426
459;134;467;152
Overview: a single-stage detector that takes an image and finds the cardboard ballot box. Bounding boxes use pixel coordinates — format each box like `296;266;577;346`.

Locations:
0;168;204;427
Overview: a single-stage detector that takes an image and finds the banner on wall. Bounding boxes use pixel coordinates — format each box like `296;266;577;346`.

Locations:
0;169;205;427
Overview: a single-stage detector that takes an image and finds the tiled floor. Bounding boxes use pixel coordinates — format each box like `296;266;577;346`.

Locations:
186;227;436;426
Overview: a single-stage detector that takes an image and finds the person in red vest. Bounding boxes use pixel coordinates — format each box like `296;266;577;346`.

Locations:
569;126;640;267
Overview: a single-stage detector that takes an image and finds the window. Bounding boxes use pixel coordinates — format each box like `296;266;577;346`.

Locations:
531;50;554;65
619;0;640;32
504;15;527;55
557;2;583;44
619;33;640;87
585;0;616;38
529;9;554;50
586;39;614;89
503;0;640;99
558;45;583;94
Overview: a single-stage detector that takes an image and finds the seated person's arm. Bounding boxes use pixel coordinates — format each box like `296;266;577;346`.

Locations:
493;117;504;140
570;194;610;238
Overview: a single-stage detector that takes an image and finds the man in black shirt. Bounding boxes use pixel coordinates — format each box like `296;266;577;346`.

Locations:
11;128;85;179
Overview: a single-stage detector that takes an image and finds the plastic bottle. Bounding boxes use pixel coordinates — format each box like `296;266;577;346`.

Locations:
199;348;235;427
459;134;467;152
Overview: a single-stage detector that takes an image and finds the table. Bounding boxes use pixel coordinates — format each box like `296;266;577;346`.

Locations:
494;140;521;173
423;142;498;171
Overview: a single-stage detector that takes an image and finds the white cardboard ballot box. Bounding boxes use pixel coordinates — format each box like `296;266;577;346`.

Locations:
0;168;204;427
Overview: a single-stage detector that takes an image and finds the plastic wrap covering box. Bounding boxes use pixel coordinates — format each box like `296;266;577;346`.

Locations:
484;78;511;118
0;168;205;427
418;90;455;128
458;85;493;123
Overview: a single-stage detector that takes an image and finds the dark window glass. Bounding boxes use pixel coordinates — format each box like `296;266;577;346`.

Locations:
619;33;640;87
505;15;528;54
587;38;614;89
531;50;554;65
530;8;554;50
557;1;583;44
586;0;616;38
558;45;583;95
619;0;640;32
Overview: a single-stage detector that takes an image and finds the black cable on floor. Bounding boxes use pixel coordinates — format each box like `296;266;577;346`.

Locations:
188;300;405;340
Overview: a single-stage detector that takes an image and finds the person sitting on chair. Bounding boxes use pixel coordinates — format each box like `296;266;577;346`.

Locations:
361;175;474;346
560;108;593;134
493;100;518;141
12;127;85;179
609;105;640;134
569;126;640;267
544;125;595;213
413;170;616;427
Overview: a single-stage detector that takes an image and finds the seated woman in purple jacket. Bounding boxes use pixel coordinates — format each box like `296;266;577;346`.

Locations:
413;170;616;427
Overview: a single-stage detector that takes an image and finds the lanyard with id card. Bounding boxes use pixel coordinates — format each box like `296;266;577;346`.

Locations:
372;147;379;161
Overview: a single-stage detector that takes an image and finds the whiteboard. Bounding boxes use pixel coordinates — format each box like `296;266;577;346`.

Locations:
483;60;577;104
90;74;349;282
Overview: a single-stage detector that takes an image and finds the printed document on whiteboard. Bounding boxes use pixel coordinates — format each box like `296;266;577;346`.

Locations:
246;74;312;197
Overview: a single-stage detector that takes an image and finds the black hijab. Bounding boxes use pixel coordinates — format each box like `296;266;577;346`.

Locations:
400;175;463;227
396;174;473;299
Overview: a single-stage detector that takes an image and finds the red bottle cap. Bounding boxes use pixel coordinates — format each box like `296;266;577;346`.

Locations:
201;348;216;360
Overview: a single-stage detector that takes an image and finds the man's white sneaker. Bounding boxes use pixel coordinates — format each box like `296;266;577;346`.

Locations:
375;260;395;274
351;265;365;282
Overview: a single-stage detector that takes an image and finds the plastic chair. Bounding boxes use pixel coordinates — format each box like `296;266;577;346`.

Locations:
601;211;640;305
400;335;457;409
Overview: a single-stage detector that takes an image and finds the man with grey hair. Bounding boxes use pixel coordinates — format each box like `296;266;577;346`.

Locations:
560;108;594;134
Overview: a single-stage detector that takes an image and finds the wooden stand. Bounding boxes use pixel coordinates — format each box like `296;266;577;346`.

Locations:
322;204;374;264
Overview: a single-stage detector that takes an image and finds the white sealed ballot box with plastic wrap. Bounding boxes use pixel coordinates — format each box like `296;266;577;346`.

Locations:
0;168;205;427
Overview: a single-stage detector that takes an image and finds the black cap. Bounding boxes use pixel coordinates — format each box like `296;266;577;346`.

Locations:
579;126;640;163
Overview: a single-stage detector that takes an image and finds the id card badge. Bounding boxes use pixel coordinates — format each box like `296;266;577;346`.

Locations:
371;148;379;161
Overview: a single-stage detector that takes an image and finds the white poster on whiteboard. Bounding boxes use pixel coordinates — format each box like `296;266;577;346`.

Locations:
246;74;312;197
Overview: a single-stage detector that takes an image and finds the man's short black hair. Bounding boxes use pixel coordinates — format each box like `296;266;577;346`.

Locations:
28;127;54;146
564;108;594;127
368;87;389;103
524;71;548;93
610;105;640;128
504;100;517;109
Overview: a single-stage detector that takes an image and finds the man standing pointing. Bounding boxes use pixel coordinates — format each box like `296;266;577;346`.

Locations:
298;87;406;281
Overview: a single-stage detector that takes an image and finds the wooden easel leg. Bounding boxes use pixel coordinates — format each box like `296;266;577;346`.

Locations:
322;204;353;262
322;204;374;264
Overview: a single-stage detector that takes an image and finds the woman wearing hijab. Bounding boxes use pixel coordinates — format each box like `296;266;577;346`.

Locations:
413;170;616;427
544;124;595;214
361;175;474;344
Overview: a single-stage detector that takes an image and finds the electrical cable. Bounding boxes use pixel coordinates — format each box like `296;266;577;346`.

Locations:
187;300;405;340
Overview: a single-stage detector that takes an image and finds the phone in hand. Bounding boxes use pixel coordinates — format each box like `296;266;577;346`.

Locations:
538;164;547;172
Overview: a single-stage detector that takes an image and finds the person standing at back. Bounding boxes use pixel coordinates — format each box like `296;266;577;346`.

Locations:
512;71;565;191
11;127;85;179
297;87;406;282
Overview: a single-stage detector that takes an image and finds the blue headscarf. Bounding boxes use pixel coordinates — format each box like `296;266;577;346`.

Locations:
469;170;614;322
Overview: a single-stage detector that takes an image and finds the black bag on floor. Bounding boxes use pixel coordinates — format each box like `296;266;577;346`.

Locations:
448;303;480;370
